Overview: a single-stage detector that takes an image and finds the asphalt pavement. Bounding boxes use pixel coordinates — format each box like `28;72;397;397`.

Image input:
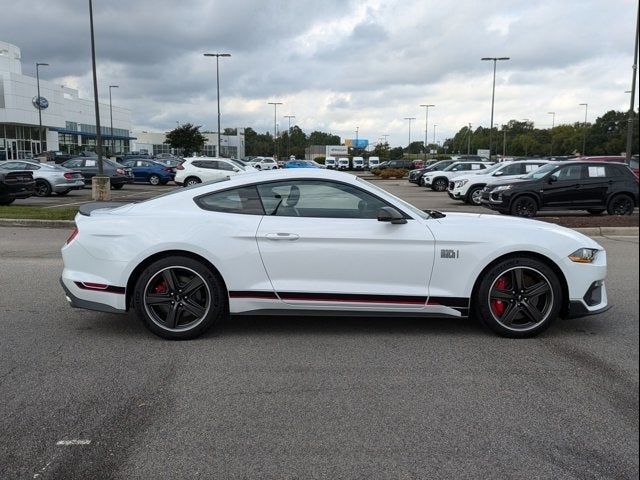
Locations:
0;227;637;479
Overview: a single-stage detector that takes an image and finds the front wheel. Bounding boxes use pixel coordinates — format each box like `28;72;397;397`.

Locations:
466;186;484;205
149;174;161;186
510;196;538;217
474;257;562;338
133;256;226;340
607;194;634;215
432;178;448;192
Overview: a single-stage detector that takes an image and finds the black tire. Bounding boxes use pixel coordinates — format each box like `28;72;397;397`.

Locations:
184;176;201;187
112;184;124;190
133;256;226;340
56;189;72;196
432;178;448;192
586;208;605;215
0;198;15;205
466;186;484;205
607;194;634;216
34;179;52;197
149;174;161;186
418;177;425;186
510;195;538;217
474;257;562;338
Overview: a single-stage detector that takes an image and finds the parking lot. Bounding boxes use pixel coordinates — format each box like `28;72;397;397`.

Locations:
0;180;638;479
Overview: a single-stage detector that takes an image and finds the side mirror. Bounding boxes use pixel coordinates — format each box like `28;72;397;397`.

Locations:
493;171;504;176
233;168;240;172
548;175;558;183
377;206;407;224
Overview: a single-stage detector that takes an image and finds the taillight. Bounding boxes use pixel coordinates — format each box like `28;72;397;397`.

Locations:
164;167;172;172
64;172;73;179
176;164;185;170
66;227;79;245
116;168;125;175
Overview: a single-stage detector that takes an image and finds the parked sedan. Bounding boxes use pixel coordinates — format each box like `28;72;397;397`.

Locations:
0;166;34;205
481;161;639;217
0;160;85;196
122;159;175;185
61;157;134;189
61;169;609;340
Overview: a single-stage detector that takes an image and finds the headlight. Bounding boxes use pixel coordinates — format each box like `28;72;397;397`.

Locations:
492;185;512;192
454;179;468;188
568;248;599;263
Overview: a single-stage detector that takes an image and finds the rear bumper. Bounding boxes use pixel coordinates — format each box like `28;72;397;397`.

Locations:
60;277;127;314
53;180;85;192
0;181;35;201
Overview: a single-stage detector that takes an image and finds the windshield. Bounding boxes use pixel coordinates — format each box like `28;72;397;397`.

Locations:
356;177;429;220
482;163;503;174
523;162;558;179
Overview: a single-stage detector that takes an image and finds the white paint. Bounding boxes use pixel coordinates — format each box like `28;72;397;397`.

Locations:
56;439;91;446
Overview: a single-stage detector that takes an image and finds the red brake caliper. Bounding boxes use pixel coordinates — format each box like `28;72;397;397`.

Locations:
154;280;168;294
491;276;508;316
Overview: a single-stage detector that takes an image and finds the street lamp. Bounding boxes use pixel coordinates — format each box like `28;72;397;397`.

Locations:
432;124;437;150
284;114;295;158
467;123;472;154
404;117;416;151
548;111;556;156
579;103;588;155
481;56;510;160
108;85;119;157
625;1;639;162
203;53;231;157
35;62;49;153
419;104;435;159
268;102;283;159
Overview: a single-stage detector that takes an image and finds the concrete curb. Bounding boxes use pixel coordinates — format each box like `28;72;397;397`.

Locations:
0;218;637;237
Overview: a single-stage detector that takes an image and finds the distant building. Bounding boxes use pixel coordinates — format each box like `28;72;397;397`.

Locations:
305;144;347;160
132;129;245;158
0;40;133;160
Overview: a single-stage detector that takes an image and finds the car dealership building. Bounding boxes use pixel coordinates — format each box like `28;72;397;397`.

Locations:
0;40;133;160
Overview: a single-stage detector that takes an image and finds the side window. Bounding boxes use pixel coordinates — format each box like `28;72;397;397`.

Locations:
256;180;391;219
605;166;625;178
471;164;482;170
524;163;542;173
196;186;264;215
64;159;83;168
555;165;582;181
586;165;606;178
217;161;236;171
200;161;219;169
85;159;97;167
501;164;522;176
1;162;23;170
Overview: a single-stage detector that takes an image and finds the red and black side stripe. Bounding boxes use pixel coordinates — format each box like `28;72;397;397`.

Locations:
74;282;126;294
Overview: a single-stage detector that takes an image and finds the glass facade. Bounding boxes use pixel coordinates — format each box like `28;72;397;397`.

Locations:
0;124;46;160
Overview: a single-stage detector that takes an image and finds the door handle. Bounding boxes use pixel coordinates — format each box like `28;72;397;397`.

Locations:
264;233;300;241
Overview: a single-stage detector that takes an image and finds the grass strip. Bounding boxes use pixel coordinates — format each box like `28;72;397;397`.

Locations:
0;206;79;220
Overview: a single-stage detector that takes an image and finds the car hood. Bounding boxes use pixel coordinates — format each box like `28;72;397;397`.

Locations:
433;212;602;249
486;177;538;187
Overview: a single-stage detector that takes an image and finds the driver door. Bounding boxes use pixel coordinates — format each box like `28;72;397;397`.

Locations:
255;179;435;309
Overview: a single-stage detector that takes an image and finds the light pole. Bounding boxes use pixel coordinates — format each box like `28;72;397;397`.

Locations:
579;103;588;155
481;57;510;161
268;102;283;159
404;117;415;153
204;53;231;157
88;0;108;200
432;124;437;152
284;114;295;158
355;126;359;152
419;104;435;159
35;62;49;153
467;123;472;154
502;125;507;158
108;85;119;157
548;111;555;156
625;1;639;162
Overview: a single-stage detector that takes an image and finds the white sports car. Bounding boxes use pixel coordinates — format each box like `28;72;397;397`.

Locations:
60;169;609;340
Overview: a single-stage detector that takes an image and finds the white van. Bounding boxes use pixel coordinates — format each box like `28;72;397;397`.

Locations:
337;157;350;170
352;156;365;170
368;156;380;169
325;156;337;169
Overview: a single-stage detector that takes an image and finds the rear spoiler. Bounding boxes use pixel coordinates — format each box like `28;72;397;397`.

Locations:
79;202;130;216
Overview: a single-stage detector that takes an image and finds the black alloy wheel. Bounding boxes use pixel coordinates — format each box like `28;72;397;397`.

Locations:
433;178;448;192
34;179;52;197
607;194;634;216
475;257;562;338
510;196;538;217
134;256;225;339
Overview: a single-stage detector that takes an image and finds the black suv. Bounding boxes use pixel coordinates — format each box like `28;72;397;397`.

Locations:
481;161;639;217
377;159;418;170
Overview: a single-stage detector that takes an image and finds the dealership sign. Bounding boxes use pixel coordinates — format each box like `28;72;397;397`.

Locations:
32;96;49;110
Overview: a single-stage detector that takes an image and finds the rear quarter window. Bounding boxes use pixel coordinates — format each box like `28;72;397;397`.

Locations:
196;186;264;215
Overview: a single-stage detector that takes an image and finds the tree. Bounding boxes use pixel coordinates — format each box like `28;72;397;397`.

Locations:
389;147;404;159
165;123;206;156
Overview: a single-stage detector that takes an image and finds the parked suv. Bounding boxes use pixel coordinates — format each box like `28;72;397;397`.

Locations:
175;157;249;186
449;160;548;205
480;161;639;217
248;157;279;170
377;159;416;170
422;161;494;191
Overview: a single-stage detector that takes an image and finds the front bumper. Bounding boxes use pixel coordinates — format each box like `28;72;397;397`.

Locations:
565;300;612;319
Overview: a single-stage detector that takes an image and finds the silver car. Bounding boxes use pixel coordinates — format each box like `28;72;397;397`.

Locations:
0;160;85;196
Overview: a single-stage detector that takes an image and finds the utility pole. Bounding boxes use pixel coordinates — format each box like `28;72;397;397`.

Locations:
626;1;639;162
579;103;588;155
481;57;510;161
109;85;119;157
548;111;555;156
268;102;283;159
467;123;472;154
420;104;435;160
204;53;231;157
404;117;416;152
35;62;49;153
284;114;295;158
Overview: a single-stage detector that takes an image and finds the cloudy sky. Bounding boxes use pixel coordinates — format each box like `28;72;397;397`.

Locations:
1;0;637;147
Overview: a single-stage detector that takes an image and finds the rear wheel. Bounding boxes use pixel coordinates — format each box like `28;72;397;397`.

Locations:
466;186;484;205
133;256;225;340
607;194;634;215
432;178;448;192
510;196;538;217
184;176;201;187
35;179;52;197
586;208;605;215
149;174;161;185
475;257;562;338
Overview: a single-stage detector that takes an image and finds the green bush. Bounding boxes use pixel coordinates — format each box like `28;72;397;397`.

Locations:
379;168;408;179
371;168;382;176
314;156;326;164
